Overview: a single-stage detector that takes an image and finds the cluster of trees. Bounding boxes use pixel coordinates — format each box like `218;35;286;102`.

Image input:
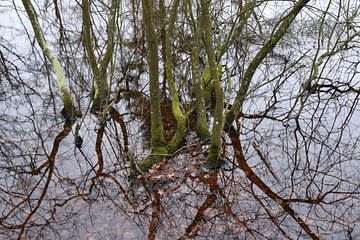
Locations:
0;0;360;239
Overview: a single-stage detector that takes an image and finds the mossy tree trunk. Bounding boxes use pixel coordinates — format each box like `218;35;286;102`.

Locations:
191;4;210;140
139;0;187;170
224;0;311;130
22;0;76;125
164;0;187;154
82;0;120;113
142;0;165;149
201;0;225;168
138;0;167;171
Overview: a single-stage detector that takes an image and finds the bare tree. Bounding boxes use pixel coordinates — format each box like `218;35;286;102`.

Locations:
0;0;360;239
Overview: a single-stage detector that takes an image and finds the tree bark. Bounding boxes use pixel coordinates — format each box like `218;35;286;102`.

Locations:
225;0;311;130
191;3;210;140
201;0;225;168
142;0;165;149
22;0;76;123
165;0;187;154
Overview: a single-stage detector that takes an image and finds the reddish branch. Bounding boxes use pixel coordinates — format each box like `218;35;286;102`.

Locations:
177;172;218;239
0;126;73;238
148;190;161;240
178;193;217;240
95;125;105;175
110;107;129;153
227;127;320;240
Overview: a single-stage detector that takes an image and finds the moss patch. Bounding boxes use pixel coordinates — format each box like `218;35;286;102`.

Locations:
205;144;224;169
138;146;168;171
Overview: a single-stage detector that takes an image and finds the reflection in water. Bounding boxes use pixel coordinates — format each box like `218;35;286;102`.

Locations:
0;125;273;239
1;115;360;239
1;1;360;239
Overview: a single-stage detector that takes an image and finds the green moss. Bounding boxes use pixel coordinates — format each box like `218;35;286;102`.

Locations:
224;110;235;132
23;0;76;122
201;0;225;170
205;144;224;169
197;125;210;140
90;93;104;113
151;137;166;151
225;0;310;127
138;155;160;171
138;146;168;171
167;116;186;154
191;17;210;140
143;0;165;148
164;0;186;156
